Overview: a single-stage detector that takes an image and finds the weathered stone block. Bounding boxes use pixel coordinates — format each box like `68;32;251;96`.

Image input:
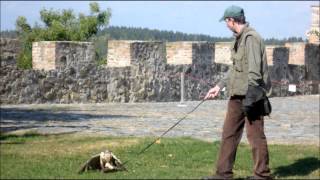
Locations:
214;42;232;65
285;42;306;65
106;40;134;67
55;41;95;70
305;43;320;81
166;42;193;65
266;45;281;66
130;41;167;102
0;38;21;67
32;41;56;70
32;41;94;71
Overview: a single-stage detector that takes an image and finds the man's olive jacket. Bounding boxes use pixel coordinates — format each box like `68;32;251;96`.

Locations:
217;24;272;96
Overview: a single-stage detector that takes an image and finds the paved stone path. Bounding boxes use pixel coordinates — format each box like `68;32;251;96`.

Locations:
1;95;319;145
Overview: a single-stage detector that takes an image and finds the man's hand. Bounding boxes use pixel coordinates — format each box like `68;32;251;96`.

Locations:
204;85;221;100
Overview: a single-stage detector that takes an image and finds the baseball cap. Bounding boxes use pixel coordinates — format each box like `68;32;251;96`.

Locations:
219;5;245;22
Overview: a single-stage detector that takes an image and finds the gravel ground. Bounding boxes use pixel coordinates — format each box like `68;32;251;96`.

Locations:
1;95;319;145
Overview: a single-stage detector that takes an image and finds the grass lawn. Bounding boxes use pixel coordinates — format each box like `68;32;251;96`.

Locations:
0;132;319;179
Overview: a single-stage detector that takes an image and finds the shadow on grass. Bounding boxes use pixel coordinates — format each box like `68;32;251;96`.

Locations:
273;157;320;177
0;131;41;139
0;131;76;143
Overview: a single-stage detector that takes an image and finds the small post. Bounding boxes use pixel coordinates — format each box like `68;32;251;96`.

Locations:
178;72;187;107
181;72;184;104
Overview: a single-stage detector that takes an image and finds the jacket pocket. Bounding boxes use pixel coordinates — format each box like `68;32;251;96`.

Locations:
232;45;245;72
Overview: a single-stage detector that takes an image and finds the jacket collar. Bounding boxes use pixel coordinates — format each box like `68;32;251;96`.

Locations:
234;23;250;38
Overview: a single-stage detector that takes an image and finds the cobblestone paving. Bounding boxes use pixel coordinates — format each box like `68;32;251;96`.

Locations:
1;95;319;145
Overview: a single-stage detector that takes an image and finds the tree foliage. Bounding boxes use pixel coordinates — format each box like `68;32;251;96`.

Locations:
15;2;111;69
2;27;306;46
309;30;320;39
100;26;305;45
7;10;307;69
100;26;234;42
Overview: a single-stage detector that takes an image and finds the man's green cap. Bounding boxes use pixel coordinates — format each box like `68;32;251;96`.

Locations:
219;5;245;22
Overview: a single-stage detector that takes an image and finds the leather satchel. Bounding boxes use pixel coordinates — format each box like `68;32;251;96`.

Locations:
261;96;272;116
242;86;272;119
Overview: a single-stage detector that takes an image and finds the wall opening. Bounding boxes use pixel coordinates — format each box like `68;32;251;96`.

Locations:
58;56;67;69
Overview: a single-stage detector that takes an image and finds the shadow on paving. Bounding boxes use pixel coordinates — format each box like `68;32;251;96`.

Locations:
0;108;135;122
272;157;320;177
0;107;136;133
0;125;91;134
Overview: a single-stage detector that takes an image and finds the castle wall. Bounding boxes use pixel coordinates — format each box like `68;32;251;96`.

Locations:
1;40;319;104
106;40;133;67
285;42;306;65
265;45;281;66
0;38;21;67
55;41;94;69
214;42;232;65
166;42;193;64
32;41;94;71
32;41;56;70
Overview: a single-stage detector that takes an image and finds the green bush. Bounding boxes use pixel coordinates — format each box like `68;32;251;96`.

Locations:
15;2;111;69
17;50;32;69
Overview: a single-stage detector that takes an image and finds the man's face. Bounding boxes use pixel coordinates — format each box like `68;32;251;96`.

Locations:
225;18;237;33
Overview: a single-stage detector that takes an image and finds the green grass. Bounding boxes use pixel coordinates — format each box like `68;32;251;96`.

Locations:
0;132;319;179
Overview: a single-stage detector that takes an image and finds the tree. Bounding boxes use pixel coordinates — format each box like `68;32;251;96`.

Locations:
15;2;111;69
309;30;320;40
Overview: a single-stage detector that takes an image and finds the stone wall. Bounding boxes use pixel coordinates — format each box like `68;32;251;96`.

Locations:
214;42;232;65
0;41;228;104
285;42;306;65
32;41;94;70
106;40;133;67
56;41;95;69
270;44;320;96
106;41;225;102
305;43;320;94
0;40;319;104
265;45;281;66
305;43;320;82
166;41;193;64
32;41;56;70
0;38;21;67
129;41;167;102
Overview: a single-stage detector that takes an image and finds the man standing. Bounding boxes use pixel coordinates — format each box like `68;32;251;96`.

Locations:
204;5;272;180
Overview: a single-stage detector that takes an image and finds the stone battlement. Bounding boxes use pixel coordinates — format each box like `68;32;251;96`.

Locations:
0;38;21;67
1;39;319;104
104;40;317;68
32;41;94;70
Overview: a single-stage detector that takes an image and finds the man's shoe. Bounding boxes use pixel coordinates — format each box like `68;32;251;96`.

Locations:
245;176;273;180
202;175;231;180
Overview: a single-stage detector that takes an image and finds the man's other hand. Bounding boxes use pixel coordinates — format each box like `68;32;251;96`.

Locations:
204;85;221;100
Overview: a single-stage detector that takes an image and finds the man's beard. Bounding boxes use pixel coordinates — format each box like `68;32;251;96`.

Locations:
231;29;238;36
228;27;237;35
